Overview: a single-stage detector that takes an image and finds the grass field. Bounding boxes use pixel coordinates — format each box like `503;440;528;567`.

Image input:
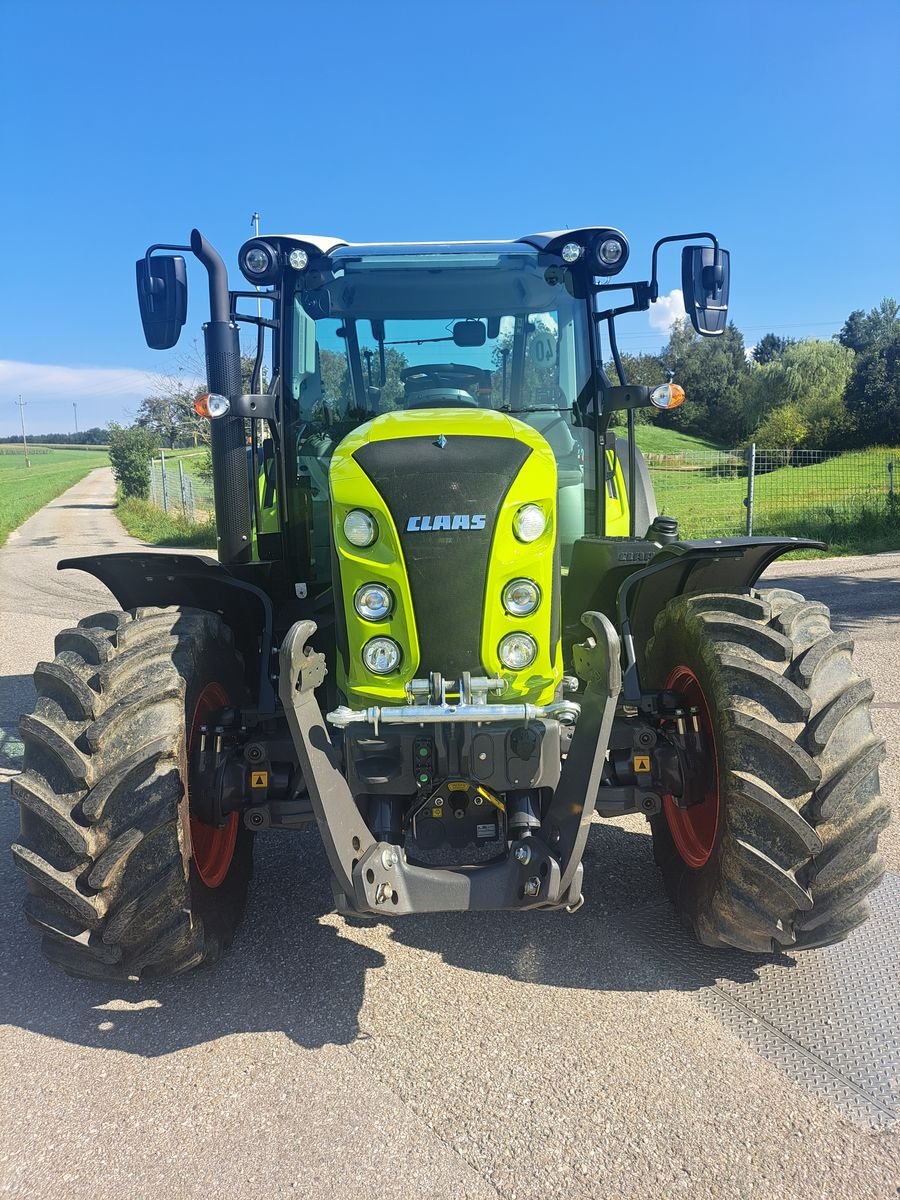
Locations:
621;424;725;455
648;445;900;554
0;448;109;547
117;494;216;548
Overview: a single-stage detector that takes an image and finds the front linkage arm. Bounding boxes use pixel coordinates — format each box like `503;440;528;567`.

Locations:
278;613;621;915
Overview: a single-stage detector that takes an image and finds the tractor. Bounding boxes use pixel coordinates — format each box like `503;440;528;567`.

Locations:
12;224;889;979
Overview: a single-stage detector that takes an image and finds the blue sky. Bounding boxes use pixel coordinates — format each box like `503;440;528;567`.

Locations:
1;0;897;434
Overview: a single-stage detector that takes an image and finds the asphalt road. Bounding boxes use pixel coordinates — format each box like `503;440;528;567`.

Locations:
1;468;898;1200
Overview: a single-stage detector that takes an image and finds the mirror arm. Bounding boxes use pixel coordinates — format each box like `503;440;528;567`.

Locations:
232;313;278;330
594;282;653;325
142;243;191;295
649;232;719;302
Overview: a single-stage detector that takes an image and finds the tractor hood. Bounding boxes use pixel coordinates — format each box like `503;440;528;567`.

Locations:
329;409;561;706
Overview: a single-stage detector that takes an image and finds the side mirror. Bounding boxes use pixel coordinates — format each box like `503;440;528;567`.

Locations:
682;246;730;336
136;254;187;349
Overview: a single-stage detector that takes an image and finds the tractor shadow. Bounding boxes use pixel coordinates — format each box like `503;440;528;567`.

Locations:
0;814;793;1059
383;822;792;993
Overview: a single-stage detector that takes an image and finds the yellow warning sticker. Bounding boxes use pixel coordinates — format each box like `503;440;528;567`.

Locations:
431;807;444;818
633;755;651;773
251;770;268;789
448;781;469;792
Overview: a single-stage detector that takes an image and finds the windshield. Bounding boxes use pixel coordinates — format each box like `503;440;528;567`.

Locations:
289;250;593;422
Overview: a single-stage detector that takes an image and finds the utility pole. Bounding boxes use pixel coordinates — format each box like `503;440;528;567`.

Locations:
251;211;262;319
16;395;31;468
73;401;79;436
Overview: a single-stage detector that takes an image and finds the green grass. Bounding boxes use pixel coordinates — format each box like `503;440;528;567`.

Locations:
626;424;725;455
0;448;109;547
648;445;900;555
116;494;217;548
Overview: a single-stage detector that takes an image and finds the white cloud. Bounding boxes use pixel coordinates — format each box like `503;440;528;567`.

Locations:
0;359;189;435
0;359;155;402
648;288;685;335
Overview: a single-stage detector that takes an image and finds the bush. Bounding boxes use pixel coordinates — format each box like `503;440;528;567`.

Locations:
107;423;159;500
751;404;808;464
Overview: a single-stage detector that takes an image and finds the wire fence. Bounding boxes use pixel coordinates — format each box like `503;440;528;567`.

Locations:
145;445;900;541
648;445;900;539
149;455;213;522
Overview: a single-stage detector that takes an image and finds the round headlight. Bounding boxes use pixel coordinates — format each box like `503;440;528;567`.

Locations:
343;509;377;548
498;633;538;670
362;637;401;675
598;238;624;266
354;583;392;621
503;578;541;616
513;504;546;543
244;246;271;275
289;248;309;271
561;241;584;264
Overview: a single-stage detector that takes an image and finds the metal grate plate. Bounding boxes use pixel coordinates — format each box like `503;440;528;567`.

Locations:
626;872;900;1128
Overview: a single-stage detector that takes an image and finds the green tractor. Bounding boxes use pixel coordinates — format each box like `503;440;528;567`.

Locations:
12;225;889;979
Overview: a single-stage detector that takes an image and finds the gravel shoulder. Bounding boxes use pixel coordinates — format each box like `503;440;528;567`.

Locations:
0;475;897;1199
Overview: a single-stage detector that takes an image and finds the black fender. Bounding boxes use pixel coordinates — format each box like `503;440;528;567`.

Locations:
59;553;276;713
617;537;824;703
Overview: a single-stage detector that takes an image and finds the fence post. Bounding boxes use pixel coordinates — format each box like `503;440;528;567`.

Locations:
178;458;187;515
187;477;195;521
159;450;169;513
744;442;756;536
889;461;896;516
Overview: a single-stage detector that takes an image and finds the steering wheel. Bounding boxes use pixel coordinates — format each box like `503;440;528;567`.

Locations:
401;364;481;408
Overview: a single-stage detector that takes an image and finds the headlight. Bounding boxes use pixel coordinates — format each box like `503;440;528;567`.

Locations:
598;238;624;266
503;578;541;616
498;633;537;670
362;637;401;674
592;231;629;276
513;504;546;543
244;247;271;274
354;583;392;621
561;241;584;264
288;248;309;271
343;509;377;547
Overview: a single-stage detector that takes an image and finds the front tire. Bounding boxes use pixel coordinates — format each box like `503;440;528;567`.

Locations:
643;589;889;952
11;607;253;980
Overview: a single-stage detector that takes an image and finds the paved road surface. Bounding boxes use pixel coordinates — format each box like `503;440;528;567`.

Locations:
1;469;897;1199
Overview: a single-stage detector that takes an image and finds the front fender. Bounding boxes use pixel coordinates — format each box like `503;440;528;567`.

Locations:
618;537;824;703
59;552;276;713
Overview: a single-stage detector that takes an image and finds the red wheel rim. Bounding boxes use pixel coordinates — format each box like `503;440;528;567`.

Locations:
663;666;720;869
188;682;238;889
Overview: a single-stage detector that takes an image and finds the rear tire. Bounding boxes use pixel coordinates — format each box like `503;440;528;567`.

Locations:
643;589;889;952
11;607;253;980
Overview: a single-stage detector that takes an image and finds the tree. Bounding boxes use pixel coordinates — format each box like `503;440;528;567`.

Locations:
658;319;751;443
107;423;159;500
843;325;900;445
751;333;795;364
837;298;900;355
745;339;855;447
136;374;207;448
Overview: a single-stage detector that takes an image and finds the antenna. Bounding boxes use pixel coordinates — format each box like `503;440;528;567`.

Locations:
251;211;261;320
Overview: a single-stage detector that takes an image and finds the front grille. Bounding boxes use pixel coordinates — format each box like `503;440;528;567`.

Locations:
353;435;531;679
